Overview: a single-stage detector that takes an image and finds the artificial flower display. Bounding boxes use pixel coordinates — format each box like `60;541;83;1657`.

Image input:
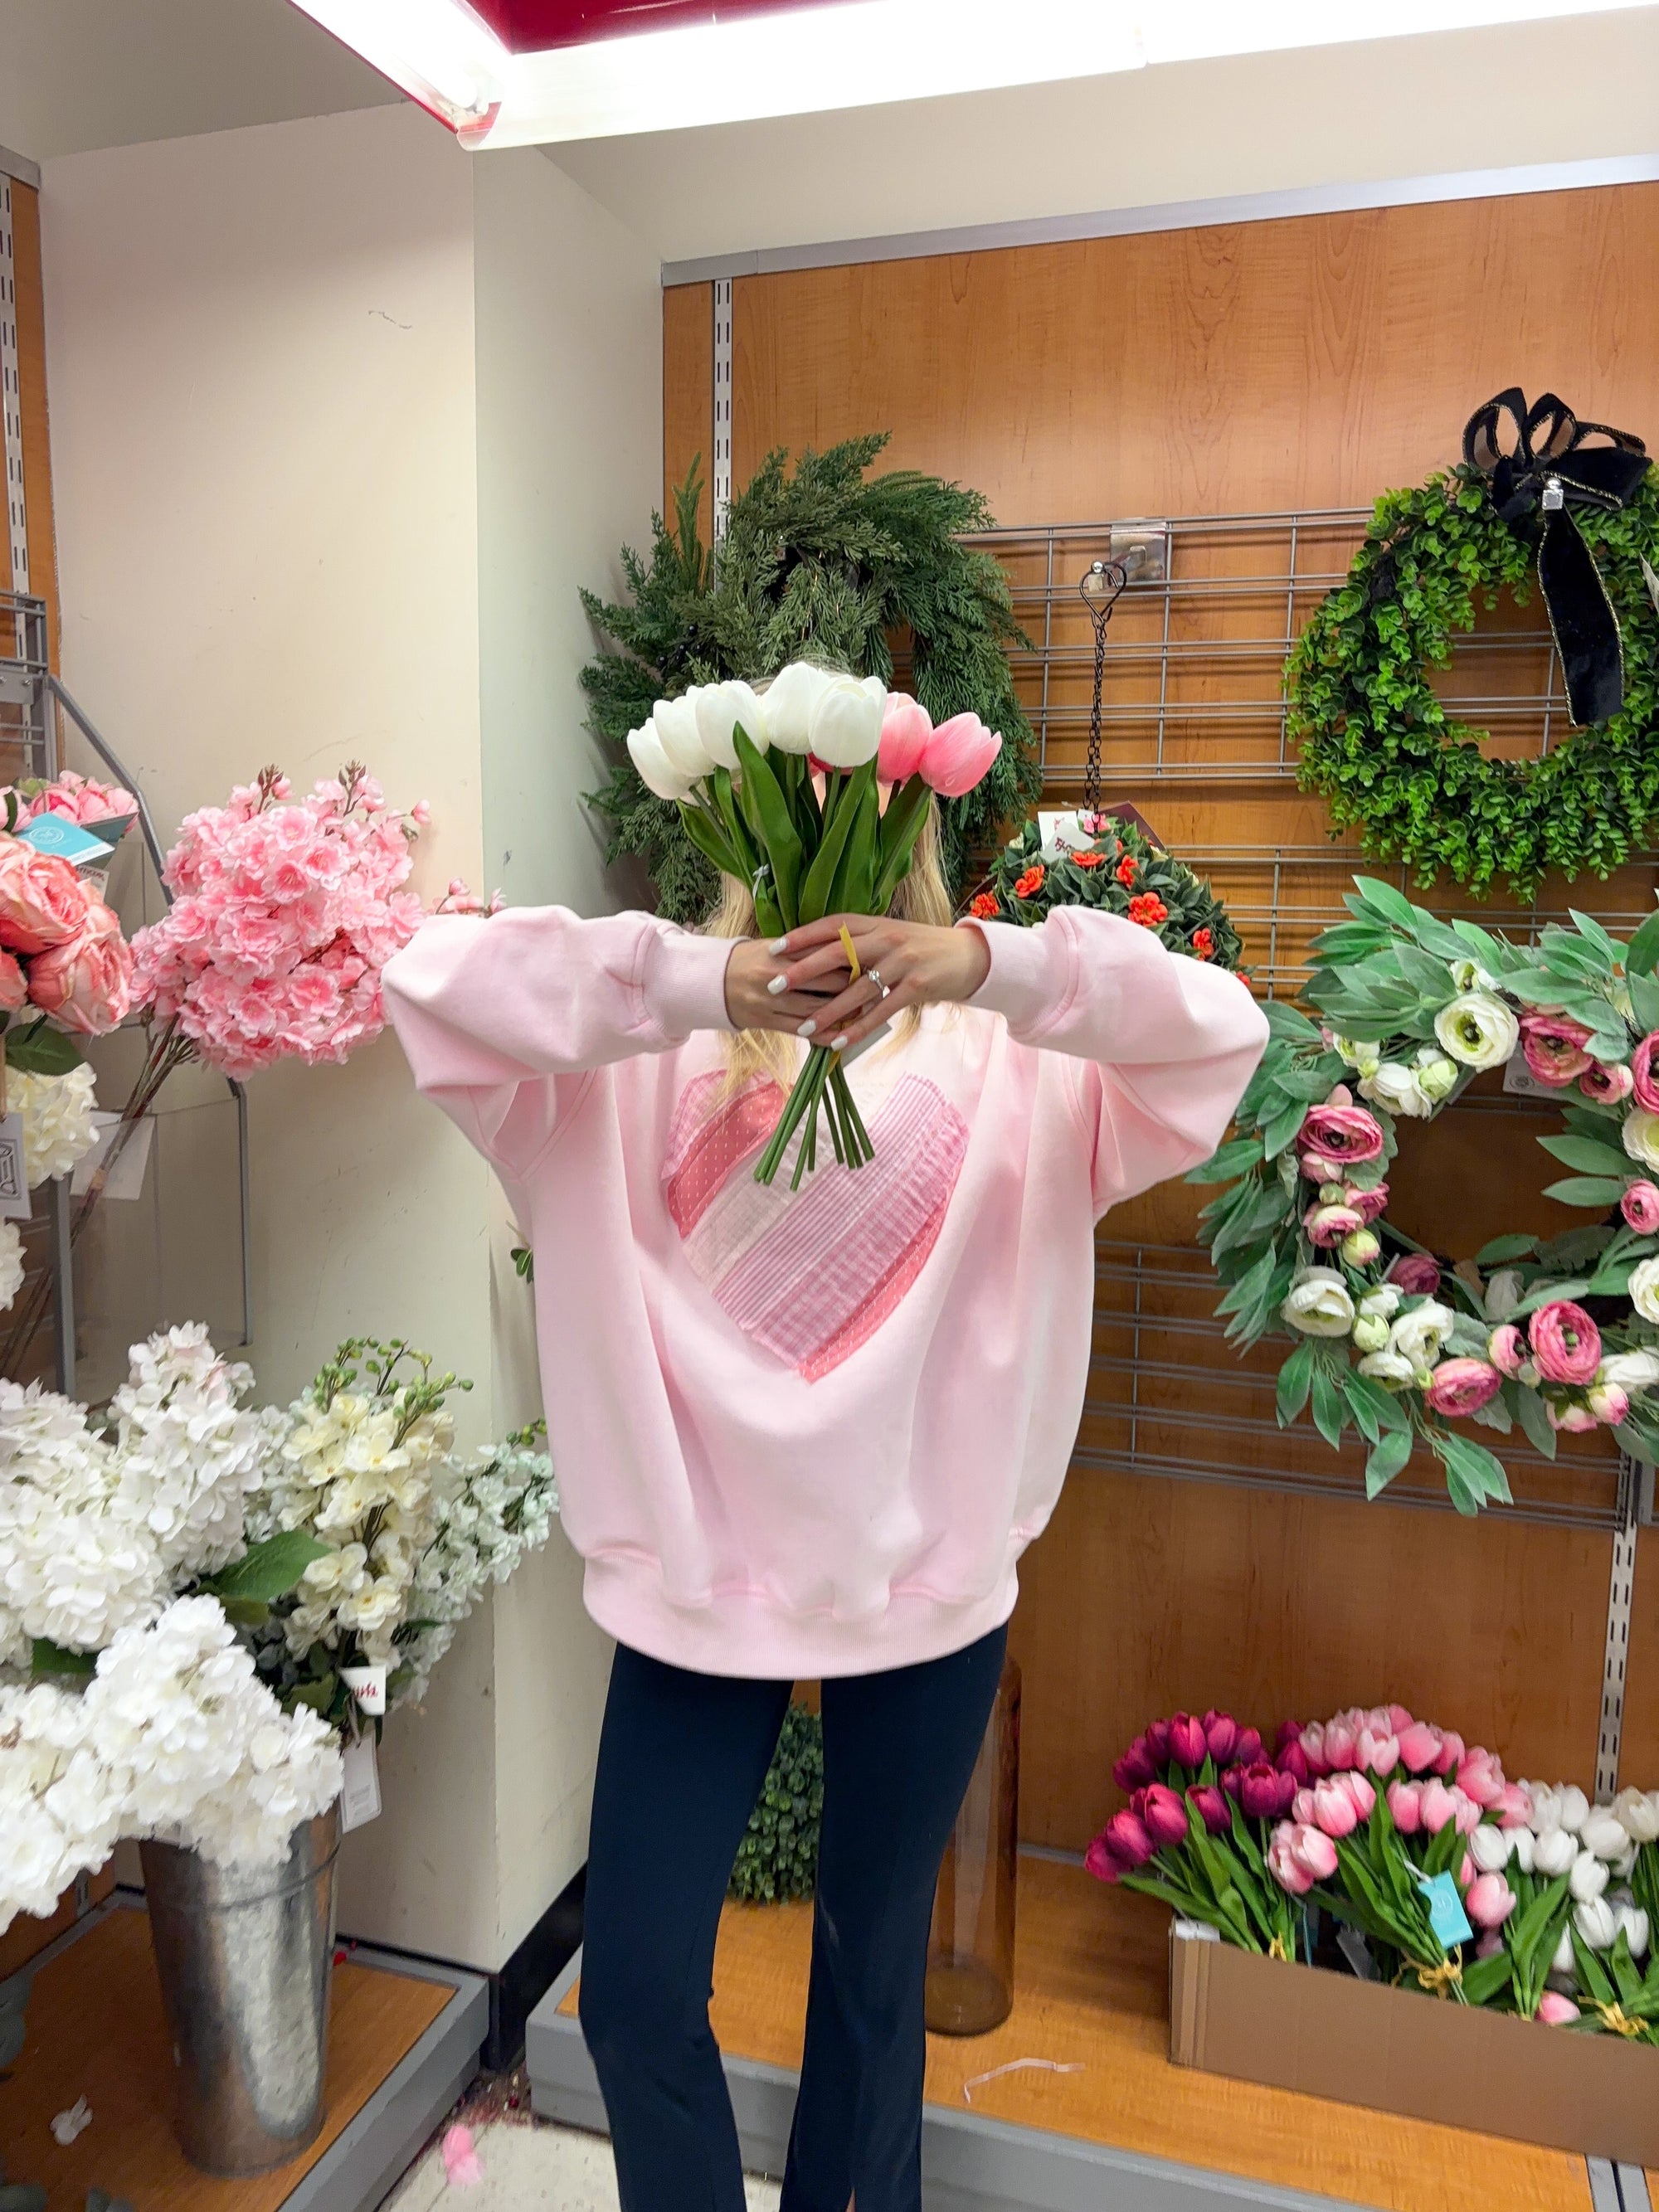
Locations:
13;771;138;831
975;815;1242;971
627;665;1003;1184
1090;1699;1659;2042
1196;881;1659;1510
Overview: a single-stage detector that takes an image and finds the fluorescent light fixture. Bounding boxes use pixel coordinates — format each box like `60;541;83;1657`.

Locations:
290;0;1659;146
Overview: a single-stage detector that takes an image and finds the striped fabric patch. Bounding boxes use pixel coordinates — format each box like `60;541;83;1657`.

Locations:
662;1070;968;1379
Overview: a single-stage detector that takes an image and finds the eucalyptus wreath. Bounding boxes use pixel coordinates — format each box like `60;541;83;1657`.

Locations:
1288;469;1659;897
582;436;1040;921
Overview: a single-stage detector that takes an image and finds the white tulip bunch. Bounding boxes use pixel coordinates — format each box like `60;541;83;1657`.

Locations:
625;665;887;803
1524;1778;1659;1974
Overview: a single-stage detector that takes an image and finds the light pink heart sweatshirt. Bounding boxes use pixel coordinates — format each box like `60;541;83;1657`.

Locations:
382;907;1267;1679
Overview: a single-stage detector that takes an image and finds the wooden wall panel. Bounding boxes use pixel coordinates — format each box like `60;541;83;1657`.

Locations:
664;280;713;541
1622;1527;1659;1787
677;182;1659;1842
10;180;59;668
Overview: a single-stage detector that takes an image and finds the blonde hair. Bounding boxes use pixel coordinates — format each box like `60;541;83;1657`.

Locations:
707;795;952;1087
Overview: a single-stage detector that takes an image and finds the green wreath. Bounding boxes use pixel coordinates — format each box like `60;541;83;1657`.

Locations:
1289;396;1658;897
973;814;1243;970
582;435;1041;921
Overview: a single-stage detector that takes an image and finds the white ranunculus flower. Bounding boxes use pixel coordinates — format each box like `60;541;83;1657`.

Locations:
1388;1300;1454;1374
1434;990;1520;1070
1599;1349;1659;1396
1360;1061;1433;1118
1357;1349;1417;1389
1281;1269;1355;1338
1468;1824;1512;1872
761;661;836;755
1413;1051;1461;1104
1627;1256;1659;1325
1579;1809;1630;1862
1613;1786;1659;1844
1623;1109;1659;1174
651;693;709;782
1357;1286;1402;1321
1484;1268;1523;1322
1450;957;1496;992
1331;1033;1381;1080
626;722;698;802
1532;1826;1577;1876
1574;1895;1618;1951
693;680;767;773
1350;1315;1390;1354
807;673;887;770
12;1065;100;1189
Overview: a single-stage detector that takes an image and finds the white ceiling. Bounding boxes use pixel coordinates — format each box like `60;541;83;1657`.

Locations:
0;0;396;165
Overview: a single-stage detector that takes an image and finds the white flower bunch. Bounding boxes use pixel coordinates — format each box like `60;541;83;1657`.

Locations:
625;664;886;800
395;1431;558;1709
109;1323;281;1576
11;1063;100;1188
0;1678;118;1925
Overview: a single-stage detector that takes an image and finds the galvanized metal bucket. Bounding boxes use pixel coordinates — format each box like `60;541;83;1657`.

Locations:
140;1806;340;2176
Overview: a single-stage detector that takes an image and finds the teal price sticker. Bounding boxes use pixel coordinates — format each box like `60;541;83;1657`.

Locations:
15;813;114;869
1413;1869;1473;1948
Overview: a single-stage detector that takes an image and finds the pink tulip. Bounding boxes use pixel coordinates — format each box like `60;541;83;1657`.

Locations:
1085;1832;1125;1884
1475;1929;1504;1959
1267;1823;1316;1896
1420;1779;1460;1835
1622;1181;1659;1234
1238;1762;1296;1821
1465;1872;1518;1929
918;712;1002;798
1548;1399;1600;1434
1387;1704;1415;1733
1580;1062;1633;1106
1386;1252;1442;1298
877;693;932;784
1277;1738;1311;1787
1529;1301;1603;1386
1496;1782;1532;1830
1457;1752;1506;1810
1487;1325;1527;1379
1287;1822;1340;1882
1397;1722;1443;1775
1322;1719;1359;1772
1520;1013;1594;1087
1296;1722;1331;1777
1458;1852;1476;1889
1433;1730;1466;1777
1233;1726;1263;1767
1202;1709;1238;1763
1112;1739;1157;1791
1423;1358;1503;1419
1145;1719;1171;1764
1311;1779;1360;1838
1356;1727;1400;1777
1102;1808;1154;1869
1141;1783;1190;1849
1167;1713;1208;1770
1454;1791;1481;1836
1632;1031;1659;1114
1187;1784;1231;1836
1334;1770;1376;1821
1536;1992;1581;2025
1292;1787;1316;1826
1388;1780;1423;1834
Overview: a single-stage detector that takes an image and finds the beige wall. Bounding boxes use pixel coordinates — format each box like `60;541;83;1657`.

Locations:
42;103;660;1970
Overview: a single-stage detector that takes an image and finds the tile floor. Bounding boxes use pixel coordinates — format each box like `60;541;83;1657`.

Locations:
385;2115;781;2210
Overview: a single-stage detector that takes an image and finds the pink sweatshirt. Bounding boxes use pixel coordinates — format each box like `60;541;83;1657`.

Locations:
383;907;1267;1679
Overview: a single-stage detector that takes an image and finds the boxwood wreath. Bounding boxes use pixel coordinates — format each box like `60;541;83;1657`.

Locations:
728;1701;824;1904
582;435;1040;920
971;814;1243;970
1288;391;1658;897
1195;877;1659;1513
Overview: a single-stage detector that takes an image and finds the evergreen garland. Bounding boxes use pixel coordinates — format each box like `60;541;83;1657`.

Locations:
583;436;1041;920
727;1702;824;1905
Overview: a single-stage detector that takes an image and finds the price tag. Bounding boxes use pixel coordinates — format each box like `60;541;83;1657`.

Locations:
15;814;114;870
1501;1048;1559;1101
342;1664;387;1716
1414;1869;1473;1948
0;1113;30;1220
340;1731;382;1832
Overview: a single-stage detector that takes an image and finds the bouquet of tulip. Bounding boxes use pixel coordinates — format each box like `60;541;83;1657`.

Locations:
627;664;1001;1185
1511;1780;1659;2037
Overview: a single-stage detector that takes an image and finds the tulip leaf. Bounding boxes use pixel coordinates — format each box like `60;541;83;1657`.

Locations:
1571;1924;1617;2006
1543;1176;1631;1208
1460;1948;1514;2005
871;771;933;912
796;768;864;926
202;1529;330;1604
732;727;803;931
1610;1928;1643;2006
1364;1429;1413;1499
1274;1341;1314;1426
679;803;745;885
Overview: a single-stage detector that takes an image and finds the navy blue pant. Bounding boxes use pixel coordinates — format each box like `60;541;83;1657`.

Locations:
579;1625;1008;2212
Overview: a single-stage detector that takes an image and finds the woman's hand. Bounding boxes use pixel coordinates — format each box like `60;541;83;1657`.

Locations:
729;915;990;1050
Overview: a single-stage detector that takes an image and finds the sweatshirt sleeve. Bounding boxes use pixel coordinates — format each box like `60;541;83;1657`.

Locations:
966;911;1268;1215
382;907;736;1177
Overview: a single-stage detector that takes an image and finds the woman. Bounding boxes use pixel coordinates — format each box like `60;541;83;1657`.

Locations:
382;798;1266;2212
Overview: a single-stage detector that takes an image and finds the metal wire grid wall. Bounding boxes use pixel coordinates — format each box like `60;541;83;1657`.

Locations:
959;511;1649;1531
0;586;50;786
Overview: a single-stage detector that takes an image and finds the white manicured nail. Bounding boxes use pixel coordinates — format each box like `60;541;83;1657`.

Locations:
797;1018;816;1037
766;974;789;995
830;1033;849;1051
768;936;790;953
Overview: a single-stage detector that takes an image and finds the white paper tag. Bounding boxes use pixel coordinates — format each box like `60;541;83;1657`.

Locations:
1501;1048;1558;1101
340;1731;381;1832
1039;809;1093;853
71;1111;154;1200
342;1663;387;1716
0;1114;30;1220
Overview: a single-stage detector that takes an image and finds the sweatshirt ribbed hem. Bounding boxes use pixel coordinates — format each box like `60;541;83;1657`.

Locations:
582;1553;1020;1680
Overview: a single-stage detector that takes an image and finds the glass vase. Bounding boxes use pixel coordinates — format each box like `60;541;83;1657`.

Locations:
925;1654;1020;2035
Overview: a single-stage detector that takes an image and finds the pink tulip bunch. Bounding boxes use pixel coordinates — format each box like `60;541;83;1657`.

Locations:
875;695;1002;798
1111;1709;1262;1791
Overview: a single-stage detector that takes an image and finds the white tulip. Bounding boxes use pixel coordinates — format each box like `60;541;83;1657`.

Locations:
1484;1269;1523;1322
1357;1349;1417;1388
1569;1850;1609;1903
1580;1809;1631;1862
1531;1827;1577;1876
1282;1269;1357;1338
1557;1785;1589;1834
1389;1300;1455;1373
1613;1901;1651;1961
1613;1842;1638;1881
652;693;710;780
1434;990;1520;1070
1575;1896;1618;1950
693;680;767;772
1550;1925;1578;1976
1598;1349;1659;1396
1528;1782;1562;1834
627;722;698;802
1613;1787;1659;1844
1468;1825;1512;1873
1360;1061;1434;1118
762;662;835;755
807;673;886;769
1510;1827;1535;1874
1628;1253;1659;1325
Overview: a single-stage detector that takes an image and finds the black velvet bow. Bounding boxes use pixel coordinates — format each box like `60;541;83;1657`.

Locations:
1462;388;1651;727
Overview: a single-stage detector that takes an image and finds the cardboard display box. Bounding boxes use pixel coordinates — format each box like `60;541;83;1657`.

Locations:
1168;1920;1659;2168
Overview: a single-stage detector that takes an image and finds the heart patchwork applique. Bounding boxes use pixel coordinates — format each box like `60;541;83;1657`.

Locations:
662;1068;969;1380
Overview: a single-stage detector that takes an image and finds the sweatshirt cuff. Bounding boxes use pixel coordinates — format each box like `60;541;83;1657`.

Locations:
963;918;1072;1041
643;926;737;1040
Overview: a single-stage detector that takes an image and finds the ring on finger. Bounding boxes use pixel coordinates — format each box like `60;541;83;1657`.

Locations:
866;967;891;999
